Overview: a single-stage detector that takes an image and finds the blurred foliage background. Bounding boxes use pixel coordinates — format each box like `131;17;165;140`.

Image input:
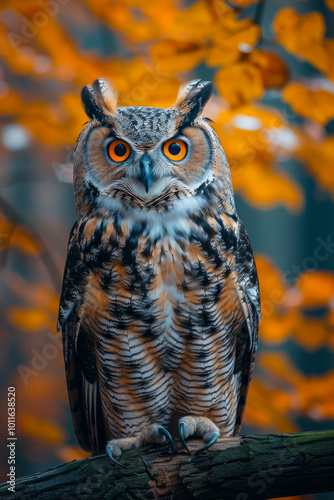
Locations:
0;0;334;498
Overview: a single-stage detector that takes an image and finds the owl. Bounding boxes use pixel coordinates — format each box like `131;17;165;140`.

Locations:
58;78;261;466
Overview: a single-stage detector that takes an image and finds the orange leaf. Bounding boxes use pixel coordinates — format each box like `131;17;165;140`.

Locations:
150;37;206;72
56;445;89;463
293;316;334;351
0;89;22;115
283;83;334;125
228;0;259;5
249;50;289;89
8;307;50;331
259;312;297;345
258;352;303;387
12;226;41;254
325;0;334;10
294;272;334;308
232;160;304;211
19;414;66;445
273;8;334;81
296;136;334;195
173;0;229;39
245;377;298;432
256;254;286;302
207;21;260;67
215;62;263;107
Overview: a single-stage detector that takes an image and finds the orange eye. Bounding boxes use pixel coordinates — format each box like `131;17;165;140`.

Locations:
163;139;187;161
108;140;131;162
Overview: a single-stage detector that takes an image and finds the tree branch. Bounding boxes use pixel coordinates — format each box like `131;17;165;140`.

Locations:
1;431;333;499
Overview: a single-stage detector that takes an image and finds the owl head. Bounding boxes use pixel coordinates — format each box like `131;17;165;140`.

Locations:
73;78;233;218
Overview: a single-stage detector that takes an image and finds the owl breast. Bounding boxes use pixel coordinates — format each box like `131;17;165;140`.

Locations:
78;189;245;440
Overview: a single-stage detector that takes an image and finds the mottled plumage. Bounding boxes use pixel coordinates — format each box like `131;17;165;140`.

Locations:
58;79;261;461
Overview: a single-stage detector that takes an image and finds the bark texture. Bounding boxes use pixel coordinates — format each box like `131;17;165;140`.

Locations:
1;430;333;499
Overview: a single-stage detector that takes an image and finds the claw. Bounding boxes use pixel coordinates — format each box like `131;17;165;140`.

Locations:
106;444;126;467
195;432;219;455
157;426;175;454
178;421;191;454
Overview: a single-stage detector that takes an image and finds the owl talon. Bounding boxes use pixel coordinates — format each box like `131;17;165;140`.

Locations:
106;444;126;468
157;426;175;454
178;416;220;454
178;421;191;454
195;432;219;454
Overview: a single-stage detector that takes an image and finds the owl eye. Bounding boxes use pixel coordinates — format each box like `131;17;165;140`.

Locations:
163;139;187;161
108;139;131;162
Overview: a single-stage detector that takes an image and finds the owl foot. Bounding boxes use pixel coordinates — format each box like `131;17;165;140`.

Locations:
178;416;220;455
106;424;174;467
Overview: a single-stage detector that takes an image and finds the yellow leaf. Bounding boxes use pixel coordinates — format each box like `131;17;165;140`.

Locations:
150;37;206;72
215;62;263;107
283;83;334;125
232;160;304;211
273;8;334;81
249;50;289;89
115;59;181;107
217;103;284;129
207;21;260;67
173;0;229;39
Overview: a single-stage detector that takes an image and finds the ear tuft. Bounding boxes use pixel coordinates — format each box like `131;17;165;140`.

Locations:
81;78;118;121
173;80;213;129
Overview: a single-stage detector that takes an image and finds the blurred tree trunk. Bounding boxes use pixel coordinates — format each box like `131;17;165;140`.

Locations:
1;430;333;499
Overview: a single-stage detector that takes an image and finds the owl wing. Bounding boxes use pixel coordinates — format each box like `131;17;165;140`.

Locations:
232;220;261;435
58;221;106;454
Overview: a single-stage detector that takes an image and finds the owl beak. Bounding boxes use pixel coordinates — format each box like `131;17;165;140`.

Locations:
139;154;153;193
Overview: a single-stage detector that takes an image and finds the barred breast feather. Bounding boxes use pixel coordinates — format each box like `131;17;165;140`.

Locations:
58;176;260;454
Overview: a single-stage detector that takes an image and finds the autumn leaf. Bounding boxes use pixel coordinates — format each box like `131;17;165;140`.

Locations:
173;0;229;39
19;414;67;445
249;49;289;89
150;37;206;72
115;59;181;107
206;17;260;67
232;159;304;211
0;89;23;115
215;62;263;107
296;136;334;196
292;317;334;351
325;0;334;10
2;0;334;476
287;272;334;309
283;83;334;125
245;377;298;432
273;8;334;81
227;0;259;6
8;307;50;331
0;212;41;255
7;282;59;331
